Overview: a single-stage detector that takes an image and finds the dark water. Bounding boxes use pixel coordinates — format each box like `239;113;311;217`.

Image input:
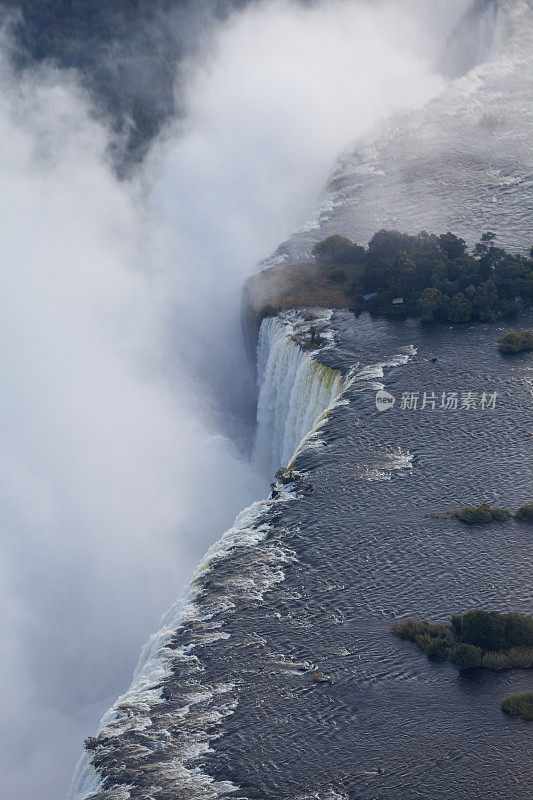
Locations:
86;310;532;800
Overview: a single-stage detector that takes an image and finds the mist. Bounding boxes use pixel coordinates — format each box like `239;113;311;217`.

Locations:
0;1;472;798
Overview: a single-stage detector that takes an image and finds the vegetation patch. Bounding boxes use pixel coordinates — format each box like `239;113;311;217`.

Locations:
501;692;533;720
515;503;533;522
272;467;300;486
392;610;533;671
498;330;533;353
429;502;532;524
455;504;511;524
84;736;105;751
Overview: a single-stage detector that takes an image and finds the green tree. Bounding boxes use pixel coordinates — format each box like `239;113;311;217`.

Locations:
448;292;473;323
417;287;441;322
438;232;467;260
312;235;365;265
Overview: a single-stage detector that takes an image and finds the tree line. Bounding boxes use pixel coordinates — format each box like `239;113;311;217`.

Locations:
313;230;533;324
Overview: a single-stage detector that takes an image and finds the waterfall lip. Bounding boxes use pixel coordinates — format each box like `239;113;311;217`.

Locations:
68;309;348;800
252;310;351;477
253;309;421;479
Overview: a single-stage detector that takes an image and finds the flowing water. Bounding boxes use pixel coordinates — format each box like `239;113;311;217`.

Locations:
69;307;532;800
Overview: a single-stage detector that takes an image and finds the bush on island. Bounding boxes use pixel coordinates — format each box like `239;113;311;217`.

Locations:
483;648;533;669
515;503;533;522
459;610;533;651
392;610;533;671
426;638;449;660
451;643;483;670
501;691;533;720
455;503;511;523
498;330;533;353
490;506;512;521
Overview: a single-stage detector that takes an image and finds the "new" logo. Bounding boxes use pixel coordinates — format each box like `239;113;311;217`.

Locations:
375;390;396;412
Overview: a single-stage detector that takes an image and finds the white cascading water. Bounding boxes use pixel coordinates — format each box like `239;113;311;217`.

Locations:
253;316;348;476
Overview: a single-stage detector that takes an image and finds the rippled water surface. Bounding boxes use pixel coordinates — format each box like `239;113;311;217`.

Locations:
202;313;533;800
79;309;532;800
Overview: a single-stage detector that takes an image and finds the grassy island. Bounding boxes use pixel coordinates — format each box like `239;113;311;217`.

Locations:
501;692;533;720
429;502;533;524
455;504;511;523
392;610;533;671
498;330;533;353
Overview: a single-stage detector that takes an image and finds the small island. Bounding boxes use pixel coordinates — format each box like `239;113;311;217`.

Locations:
501;692;533;721
455;504;511;523
498;330;533;353
392;610;533;671
429;502;533;524
242;230;533;343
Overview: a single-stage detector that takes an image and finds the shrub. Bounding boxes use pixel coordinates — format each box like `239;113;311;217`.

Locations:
459;610;533;651
391;619;452;657
501;692;533;720
498;330;533;353
452;643;483;670
392;618;448;643
454;504;511;524
515;503;533;522
456;504;494;524
426;638;449;660
391;618;423;640
482;648;533;670
451;614;463;638
490;506;511;522
273;467;298;485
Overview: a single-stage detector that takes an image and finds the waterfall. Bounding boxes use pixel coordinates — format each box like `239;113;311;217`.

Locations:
67;312;350;799
253;316;348;476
